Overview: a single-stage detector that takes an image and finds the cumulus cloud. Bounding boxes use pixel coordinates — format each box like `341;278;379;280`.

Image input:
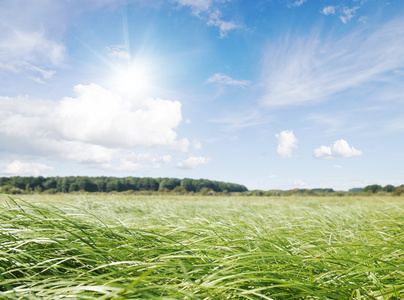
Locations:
275;130;298;158
176;156;210;169
102;154;173;172
54;84;183;148
321;6;335;15
314;139;362;159
169;138;191;153
3;161;54;176
0;83;192;171
174;0;240;37
206;73;250;87
260;17;404;106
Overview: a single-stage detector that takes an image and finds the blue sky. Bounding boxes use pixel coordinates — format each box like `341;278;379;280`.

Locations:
1;0;403;190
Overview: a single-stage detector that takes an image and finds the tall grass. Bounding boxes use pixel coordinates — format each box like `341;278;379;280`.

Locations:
1;194;403;299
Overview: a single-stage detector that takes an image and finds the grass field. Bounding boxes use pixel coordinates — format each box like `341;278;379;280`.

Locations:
0;193;403;299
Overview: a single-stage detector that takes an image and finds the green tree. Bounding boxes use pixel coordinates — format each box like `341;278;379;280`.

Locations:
69;183;79;193
43;178;57;190
383;185;396;193
363;184;383;194
393;186;404;196
172;186;186;194
159;178;181;190
181;178;196;192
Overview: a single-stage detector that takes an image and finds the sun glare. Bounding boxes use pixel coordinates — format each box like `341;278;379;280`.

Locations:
110;60;154;96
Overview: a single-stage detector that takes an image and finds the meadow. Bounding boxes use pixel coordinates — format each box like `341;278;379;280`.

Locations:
0;193;403;299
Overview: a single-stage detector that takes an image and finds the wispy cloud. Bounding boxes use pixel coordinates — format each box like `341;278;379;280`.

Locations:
288;0;307;8
107;45;131;60
321;3;365;24
340;6;360;24
209;109;271;131
260;17;404;106
174;0;213;14
206;73;250;87
207;9;240;38
0;29;65;82
173;0;240;37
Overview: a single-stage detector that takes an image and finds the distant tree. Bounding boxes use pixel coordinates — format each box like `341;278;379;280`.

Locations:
181;178;196;192
43;178;57;190
363;184;383;194
199;187;213;195
304;189;317;196
383;185;396;193
172;186;186;194
69;183;79;193
106;180;119;192
78;178;98;192
393;187;404;196
159;178;181;190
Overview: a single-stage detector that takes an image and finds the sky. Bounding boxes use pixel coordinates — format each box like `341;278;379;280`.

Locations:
1;0;404;191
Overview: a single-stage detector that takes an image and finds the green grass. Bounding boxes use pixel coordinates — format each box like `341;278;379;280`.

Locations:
0;194;403;299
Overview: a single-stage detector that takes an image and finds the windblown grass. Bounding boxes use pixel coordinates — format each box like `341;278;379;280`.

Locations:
0;194;403;299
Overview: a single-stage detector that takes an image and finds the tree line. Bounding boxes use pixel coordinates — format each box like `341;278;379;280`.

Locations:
0;176;248;195
359;184;404;195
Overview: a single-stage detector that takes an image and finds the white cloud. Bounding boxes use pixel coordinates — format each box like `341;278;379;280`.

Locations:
0;83;190;171
174;0;239;37
275;130;298;158
0;29;65;81
169;138;190;153
55;84;182;148
3;161;54;176
174;0;213;14
207;9;240;38
314;139;362;159
333;165;342;169
107;45;131;60
193;141;202;150
206;73;250;87
260;17;404;106
103;154;173;172
340;6;360;24
321;6;335;15
320;4;363;24
1;84;183;149
176;156;210;169
289;0;307;8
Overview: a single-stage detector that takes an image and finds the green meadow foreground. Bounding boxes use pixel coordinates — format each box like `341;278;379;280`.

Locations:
0;194;403;299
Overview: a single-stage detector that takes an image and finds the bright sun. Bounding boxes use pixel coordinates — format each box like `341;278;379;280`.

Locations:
110;60;154;96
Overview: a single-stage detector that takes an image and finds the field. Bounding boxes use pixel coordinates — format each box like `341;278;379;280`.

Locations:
0;194;403;299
